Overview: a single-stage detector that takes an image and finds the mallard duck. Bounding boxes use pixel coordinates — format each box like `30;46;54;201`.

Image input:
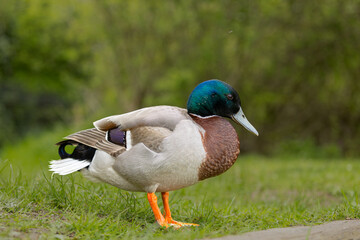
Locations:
50;79;258;228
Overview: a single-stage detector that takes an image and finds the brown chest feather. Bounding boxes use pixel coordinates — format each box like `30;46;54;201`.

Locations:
192;115;240;181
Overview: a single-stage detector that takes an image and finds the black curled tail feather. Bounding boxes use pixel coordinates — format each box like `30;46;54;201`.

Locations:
57;140;74;159
56;140;96;161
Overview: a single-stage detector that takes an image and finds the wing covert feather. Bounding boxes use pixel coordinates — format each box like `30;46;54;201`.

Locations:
93;106;190;131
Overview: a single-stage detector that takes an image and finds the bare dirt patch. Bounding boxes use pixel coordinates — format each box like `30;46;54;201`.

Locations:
210;220;360;240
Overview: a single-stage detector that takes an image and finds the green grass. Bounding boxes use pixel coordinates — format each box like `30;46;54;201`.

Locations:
1;154;360;239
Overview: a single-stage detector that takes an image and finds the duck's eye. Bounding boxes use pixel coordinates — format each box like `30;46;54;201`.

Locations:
226;94;233;100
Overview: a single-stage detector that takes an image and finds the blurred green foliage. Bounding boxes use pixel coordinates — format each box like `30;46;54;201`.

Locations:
0;0;359;156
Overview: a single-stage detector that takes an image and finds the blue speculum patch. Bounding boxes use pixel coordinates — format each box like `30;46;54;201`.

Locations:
108;128;126;146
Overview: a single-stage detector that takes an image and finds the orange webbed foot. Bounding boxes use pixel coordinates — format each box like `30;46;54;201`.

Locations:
147;192;199;229
147;192;169;228
165;217;199;228
162;192;199;228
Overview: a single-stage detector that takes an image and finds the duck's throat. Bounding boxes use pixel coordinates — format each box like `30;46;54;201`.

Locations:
191;115;240;181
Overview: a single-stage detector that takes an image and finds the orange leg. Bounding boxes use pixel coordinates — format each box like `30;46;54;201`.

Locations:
161;192;199;228
147;193;168;228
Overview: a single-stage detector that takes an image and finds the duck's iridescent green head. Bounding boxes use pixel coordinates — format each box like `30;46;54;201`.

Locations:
187;79;259;136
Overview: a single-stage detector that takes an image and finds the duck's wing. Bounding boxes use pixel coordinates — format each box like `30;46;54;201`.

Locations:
59;128;125;157
93;106;190;132
59;106;188;158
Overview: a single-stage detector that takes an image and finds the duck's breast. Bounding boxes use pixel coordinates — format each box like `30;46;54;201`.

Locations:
191;115;240;181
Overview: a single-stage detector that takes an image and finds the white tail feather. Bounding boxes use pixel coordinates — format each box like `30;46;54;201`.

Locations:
49;158;90;175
